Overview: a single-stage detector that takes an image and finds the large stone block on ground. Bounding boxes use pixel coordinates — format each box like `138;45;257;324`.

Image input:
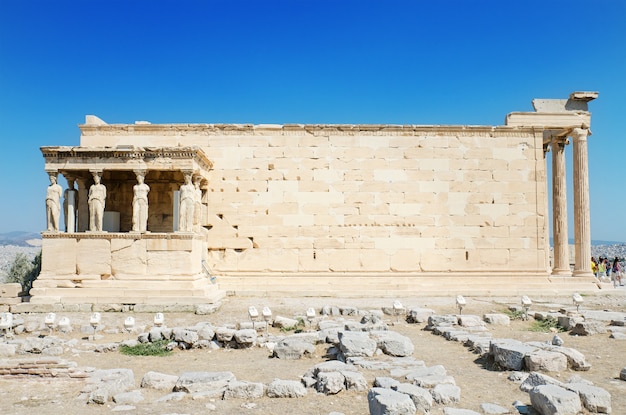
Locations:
457;315;485;328
266;379;307;398
570;321;607;336
84;368;135;404
215;327;235;342
557;315;583;331
519;372;564;393
173;371;235;393
483;313;510;326
233;328;257;347
404;365;450;388
393;383;433;413
172;328;199;347
272;338;315;360
343;370;368;391
544;346;591;371
370;330;414;357
406;307;435;324
566;383;611;414
303;361;357;379
112;390;144;404
491;340;537;371
368;387;417;415
529;385;581;415
316;371;345;395
338;331;377;357
140;371;178;390
431;383;461;404
524;350;568;372
223;381;265;399
427;315;457;329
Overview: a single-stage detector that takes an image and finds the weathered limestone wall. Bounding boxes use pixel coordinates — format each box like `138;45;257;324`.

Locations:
80;124;548;276
30;233;223;304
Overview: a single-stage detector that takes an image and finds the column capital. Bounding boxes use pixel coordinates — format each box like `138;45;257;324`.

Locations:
550;136;569;147
61;172;76;181
571;127;590;141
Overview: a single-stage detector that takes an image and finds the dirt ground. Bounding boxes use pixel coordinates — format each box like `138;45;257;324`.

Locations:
1;291;625;415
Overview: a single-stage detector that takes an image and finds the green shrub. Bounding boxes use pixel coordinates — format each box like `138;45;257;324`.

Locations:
120;340;171;356
503;308;526;320
529;316;564;333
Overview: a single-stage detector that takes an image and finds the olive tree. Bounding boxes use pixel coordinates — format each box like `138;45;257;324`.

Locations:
6;251;41;294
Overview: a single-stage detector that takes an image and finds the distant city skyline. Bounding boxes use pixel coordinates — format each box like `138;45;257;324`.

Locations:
1;1;624;241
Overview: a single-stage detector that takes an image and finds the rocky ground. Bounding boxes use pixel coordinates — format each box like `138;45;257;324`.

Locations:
1;289;625;415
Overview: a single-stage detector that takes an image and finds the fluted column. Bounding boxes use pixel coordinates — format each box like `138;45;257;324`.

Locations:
571;128;593;277
543;144;551;273
551;136;570;275
76;177;89;232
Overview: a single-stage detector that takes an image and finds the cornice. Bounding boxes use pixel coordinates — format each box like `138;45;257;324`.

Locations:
79;123;539;137
40;146;213;171
41;231;199;240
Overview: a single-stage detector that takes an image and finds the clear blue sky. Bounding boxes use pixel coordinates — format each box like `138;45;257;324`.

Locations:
1;1;624;242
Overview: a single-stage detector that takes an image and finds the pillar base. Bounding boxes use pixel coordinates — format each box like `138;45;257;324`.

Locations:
551;269;572;277
572;270;594;278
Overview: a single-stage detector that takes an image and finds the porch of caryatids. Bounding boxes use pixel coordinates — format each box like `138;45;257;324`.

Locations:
571;127;593;277
550;135;570;276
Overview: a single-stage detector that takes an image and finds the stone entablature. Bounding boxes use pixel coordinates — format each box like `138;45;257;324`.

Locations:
80;123;538;136
41;146;213;173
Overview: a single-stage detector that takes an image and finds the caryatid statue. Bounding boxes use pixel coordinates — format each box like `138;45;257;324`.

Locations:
88;171;106;231
179;172;195;232
132;171;150;232
63;176;78;233
45;172;63;232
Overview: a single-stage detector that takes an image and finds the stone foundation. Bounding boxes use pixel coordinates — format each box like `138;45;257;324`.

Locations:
30;233;225;305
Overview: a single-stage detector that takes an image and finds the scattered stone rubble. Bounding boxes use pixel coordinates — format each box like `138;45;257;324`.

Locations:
0;357;90;378
422;304;620;414
1;300;624;414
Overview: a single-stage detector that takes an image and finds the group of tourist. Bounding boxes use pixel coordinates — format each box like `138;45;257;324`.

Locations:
591;256;623;287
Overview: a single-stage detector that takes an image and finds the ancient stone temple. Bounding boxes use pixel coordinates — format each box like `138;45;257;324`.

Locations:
32;92;599;304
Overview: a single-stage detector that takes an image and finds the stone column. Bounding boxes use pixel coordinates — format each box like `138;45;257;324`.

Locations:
63;174;78;233
571;128;593;277
551;136;570;276
543;144;551;273
76;177;89;232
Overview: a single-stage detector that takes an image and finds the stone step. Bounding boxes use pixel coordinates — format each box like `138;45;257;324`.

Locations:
28;285;225;305
77;280;212;289
216;274;600;297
